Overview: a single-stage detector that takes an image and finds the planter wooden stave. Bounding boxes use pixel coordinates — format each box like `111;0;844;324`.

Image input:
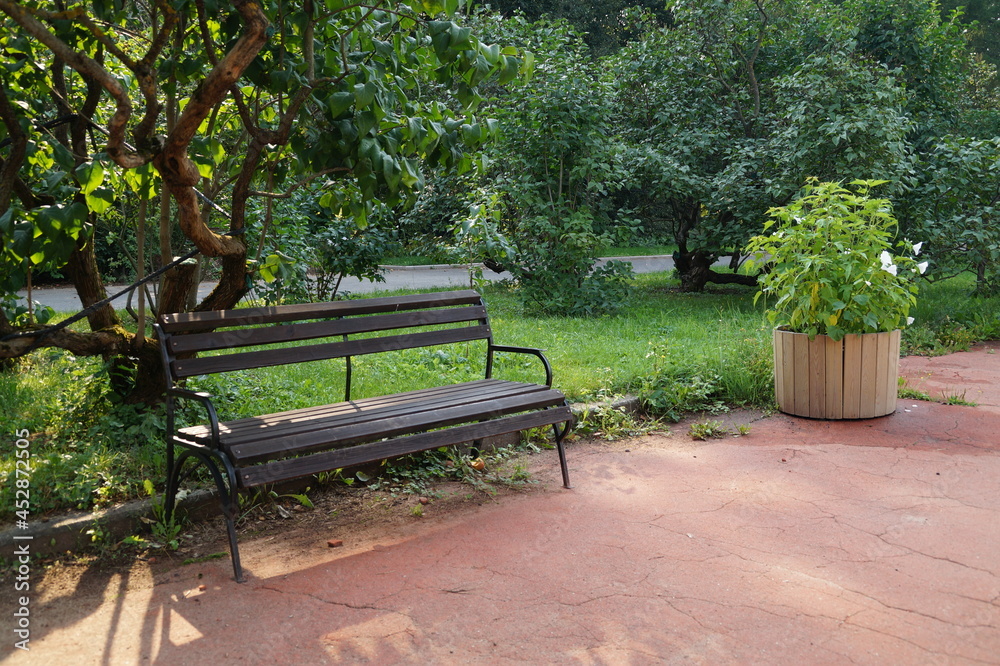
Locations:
773;329;900;419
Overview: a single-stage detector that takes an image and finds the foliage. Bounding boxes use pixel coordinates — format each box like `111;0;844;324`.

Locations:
761;48;914;202
142;479;183;550
574;404;659;440
745;180;925;341
902;271;1000;354
249;188;397;304
605;0;986;292
688;420;728;441
473;13;637;314
639;370;728;423
483;0;673;55
0;0;527;402
939;0;1000;67
508;211;635;316
365;440;539;497
846;0;973;143
898;136;1000;295
0;348;181;519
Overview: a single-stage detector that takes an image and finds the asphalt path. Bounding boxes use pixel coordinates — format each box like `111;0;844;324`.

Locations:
14;255;679;313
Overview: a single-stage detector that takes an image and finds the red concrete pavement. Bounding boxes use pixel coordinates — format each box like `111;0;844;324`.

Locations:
4;343;1000;664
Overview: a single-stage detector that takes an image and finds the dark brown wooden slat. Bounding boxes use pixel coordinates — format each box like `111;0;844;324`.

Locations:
172;325;491;378
227;388;567;464
178;380;522;440
158;290;483;332
237;406;573;487
216;382;557;448
168;305;489;354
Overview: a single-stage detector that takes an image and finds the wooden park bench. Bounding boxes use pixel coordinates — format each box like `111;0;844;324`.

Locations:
154;290;574;582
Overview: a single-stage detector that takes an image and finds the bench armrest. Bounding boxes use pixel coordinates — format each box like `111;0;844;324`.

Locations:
488;344;553;387
167;388;222;446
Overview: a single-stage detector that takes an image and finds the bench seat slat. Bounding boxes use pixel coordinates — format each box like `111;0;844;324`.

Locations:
223;383;566;464
168;305;489;355
179;379;529;441
237;406;573;488
172;325;490;378
158;290;484;332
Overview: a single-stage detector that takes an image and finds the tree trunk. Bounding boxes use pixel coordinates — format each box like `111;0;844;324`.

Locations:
198;253;249;312
123;337;168;405
675;247;758;292
157;258;200;317
62;230;121;330
675;247;713;292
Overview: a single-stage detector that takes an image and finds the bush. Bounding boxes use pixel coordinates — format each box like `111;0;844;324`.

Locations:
509;209;634;316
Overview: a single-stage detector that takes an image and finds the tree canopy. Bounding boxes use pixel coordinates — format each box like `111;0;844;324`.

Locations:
0;0;526;400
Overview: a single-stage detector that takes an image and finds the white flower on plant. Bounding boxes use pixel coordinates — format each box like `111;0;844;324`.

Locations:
917;261;928;274
865;280;872;286
912;242;923;255
879;250;898;276
907;317;915;325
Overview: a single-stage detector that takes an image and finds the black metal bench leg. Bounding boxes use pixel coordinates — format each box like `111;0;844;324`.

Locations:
170;448;246;583
223;505;244;583
553;419;573;489
208;452;245;583
163;439;181;523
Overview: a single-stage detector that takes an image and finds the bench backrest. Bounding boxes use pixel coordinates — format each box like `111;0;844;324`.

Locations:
155;290;491;383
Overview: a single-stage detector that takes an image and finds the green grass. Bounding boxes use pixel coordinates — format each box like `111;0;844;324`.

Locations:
600;245;676;258
1;270;998;521
380;255;443;266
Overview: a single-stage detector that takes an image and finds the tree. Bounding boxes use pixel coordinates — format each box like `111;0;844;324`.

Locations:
607;0;813;290
606;0;976;291
899;136;1000;294
940;0;1000;67
0;0;523;401
469;13;635;315
481;0;672;55
847;0;973;144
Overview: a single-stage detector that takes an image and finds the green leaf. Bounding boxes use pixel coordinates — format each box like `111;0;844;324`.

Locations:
85;188;115;215
353;82;377;110
75;161;104;195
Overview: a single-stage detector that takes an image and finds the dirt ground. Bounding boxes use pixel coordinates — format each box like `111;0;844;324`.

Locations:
4;444;566;601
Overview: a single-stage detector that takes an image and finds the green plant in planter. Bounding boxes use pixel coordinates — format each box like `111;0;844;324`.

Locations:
745;179;927;341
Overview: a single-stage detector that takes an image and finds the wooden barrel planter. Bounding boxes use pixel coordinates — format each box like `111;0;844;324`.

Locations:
773;328;900;419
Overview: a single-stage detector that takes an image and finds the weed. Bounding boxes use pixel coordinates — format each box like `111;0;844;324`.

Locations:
897;377;932;401
575;404;654;440
689;420;728;441
182;552;227;565
85;519;108;545
317;469;355;486
410;505;424;518
120;534;151;549
270;488;314;509
639;368;728;422
943;391;977;407
140;480;183;550
736;424;752;436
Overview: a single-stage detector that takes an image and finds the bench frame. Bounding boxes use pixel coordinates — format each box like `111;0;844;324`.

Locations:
154;290;574;582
